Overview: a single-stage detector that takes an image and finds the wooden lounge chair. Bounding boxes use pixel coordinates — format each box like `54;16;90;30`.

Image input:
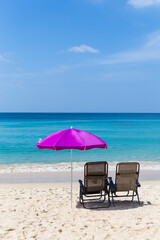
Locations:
109;162;141;205
79;161;110;209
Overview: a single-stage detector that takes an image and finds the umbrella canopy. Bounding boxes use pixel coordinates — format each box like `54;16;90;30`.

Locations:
36;128;107;207
36;128;107;150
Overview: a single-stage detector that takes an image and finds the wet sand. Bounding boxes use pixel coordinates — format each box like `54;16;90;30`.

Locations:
0;170;159;183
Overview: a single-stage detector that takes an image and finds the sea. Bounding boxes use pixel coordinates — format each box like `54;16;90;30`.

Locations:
0;112;160;173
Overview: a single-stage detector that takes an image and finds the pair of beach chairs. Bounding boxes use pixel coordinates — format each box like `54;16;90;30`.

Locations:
79;161;141;209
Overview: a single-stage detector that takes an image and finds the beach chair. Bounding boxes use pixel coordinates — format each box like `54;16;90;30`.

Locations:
79;161;110;209
109;162;141;205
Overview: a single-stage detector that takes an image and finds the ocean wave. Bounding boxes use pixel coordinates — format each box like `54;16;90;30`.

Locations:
0;161;160;173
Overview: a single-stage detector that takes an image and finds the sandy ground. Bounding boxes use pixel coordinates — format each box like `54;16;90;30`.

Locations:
0;181;159;240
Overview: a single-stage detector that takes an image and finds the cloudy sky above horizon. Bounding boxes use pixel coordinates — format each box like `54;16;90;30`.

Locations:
0;0;160;112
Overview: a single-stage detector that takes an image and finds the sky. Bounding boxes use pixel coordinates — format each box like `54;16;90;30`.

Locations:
0;0;160;112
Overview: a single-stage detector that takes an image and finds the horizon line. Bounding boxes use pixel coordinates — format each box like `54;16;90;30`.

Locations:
0;112;160;114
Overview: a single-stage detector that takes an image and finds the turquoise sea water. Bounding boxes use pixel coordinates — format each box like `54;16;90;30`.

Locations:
0;113;160;166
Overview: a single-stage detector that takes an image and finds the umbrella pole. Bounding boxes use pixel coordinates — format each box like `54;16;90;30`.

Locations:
71;149;73;208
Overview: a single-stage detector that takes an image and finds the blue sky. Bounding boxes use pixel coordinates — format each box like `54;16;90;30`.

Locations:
0;0;160;112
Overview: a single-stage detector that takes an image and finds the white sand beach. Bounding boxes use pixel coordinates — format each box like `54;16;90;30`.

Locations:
0;181;159;240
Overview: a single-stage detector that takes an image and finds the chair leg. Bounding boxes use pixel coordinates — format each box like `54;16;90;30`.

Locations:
79;189;81;203
81;194;86;208
111;192;115;207
136;189;140;205
107;192;111;207
80;192;110;209
108;191;111;204
79;188;83;204
126;191;130;196
103;193;106;202
131;190;134;201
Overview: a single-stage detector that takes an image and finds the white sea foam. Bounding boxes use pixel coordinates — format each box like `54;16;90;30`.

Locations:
0;161;160;173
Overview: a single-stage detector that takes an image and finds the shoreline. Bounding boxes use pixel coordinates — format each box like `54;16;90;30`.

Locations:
0;161;160;174
0;169;160;183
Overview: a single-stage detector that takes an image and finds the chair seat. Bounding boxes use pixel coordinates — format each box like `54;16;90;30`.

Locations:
85;190;101;194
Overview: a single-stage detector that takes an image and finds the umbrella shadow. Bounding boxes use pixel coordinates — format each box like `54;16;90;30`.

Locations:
76;200;152;211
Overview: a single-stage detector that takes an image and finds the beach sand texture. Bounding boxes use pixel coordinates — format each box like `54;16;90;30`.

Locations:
0;182;159;240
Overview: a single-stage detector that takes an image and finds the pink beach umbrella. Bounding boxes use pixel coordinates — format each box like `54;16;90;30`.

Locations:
36;127;107;207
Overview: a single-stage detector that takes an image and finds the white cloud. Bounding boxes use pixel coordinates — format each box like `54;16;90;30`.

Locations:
98;31;160;65
128;0;160;8
0;53;11;62
68;44;99;53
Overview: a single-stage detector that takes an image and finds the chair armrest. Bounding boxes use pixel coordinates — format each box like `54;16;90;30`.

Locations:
108;177;116;193
79;180;84;194
79;179;84;188
137;182;141;187
108;177;115;187
106;179;110;186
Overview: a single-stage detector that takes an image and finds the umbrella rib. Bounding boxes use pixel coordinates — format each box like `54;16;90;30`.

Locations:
75;130;86;150
56;129;86;149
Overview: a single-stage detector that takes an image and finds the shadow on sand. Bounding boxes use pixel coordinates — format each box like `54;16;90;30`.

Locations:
76;200;152;211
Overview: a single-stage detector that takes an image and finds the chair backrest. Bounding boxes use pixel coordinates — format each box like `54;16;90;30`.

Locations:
115;162;140;191
84;161;108;194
